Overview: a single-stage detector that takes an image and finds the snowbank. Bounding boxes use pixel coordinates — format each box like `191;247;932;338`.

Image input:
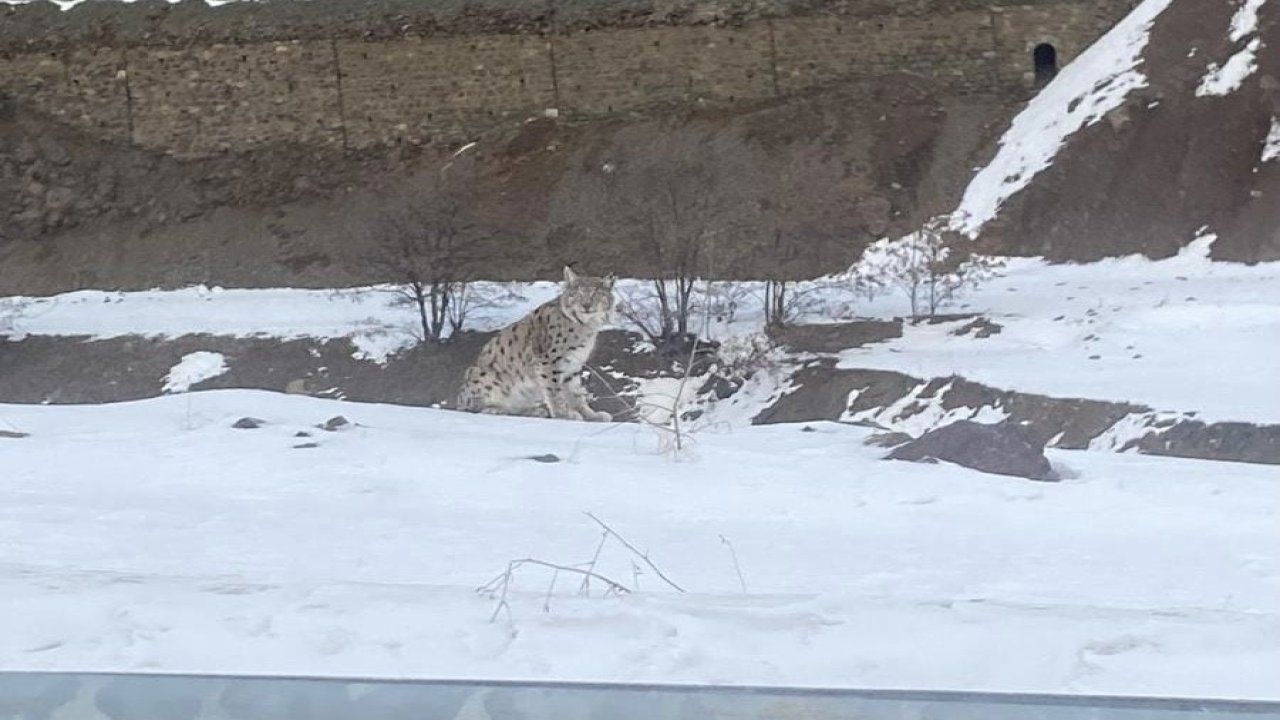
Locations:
1;390;1277;699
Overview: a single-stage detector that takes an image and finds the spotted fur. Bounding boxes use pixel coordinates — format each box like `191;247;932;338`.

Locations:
457;267;615;421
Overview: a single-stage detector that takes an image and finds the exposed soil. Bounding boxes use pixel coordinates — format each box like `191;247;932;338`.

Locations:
3;327;1277;465
766;318;903;354
4;0;1274;300
0;0;1106;49
2;78;1005;294
747;357;1280;465
0;328;673;412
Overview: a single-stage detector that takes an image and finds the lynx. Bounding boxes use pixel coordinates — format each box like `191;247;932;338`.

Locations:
457;267;615;421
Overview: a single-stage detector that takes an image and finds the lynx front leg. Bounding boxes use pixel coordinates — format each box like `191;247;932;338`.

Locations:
532;365;580;420
559;374;612;422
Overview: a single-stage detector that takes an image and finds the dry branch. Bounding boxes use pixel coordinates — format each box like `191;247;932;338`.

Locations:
583;512;685;593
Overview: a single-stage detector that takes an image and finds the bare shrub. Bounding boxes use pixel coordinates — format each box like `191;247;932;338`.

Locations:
0;298;26;339
755;146;866;327
365;159;497;344
563;128;761;348
852;215;1004;322
762;278;862;327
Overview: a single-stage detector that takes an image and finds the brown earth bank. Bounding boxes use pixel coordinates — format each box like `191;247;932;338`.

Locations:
0;0;1120;48
0;78;1006;293
976;0;1280;262
1;328;1277;466
2;0;1277;296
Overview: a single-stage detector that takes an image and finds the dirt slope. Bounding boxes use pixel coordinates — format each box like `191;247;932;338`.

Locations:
982;0;1280;262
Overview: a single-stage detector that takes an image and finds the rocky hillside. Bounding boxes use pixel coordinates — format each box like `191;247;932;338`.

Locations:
5;0;1272;294
0;76;1004;294
966;0;1279;262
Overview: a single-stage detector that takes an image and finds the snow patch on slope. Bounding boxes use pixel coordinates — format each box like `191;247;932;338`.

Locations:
1263;117;1280;162
845;379;1009;436
1087;411;1186;452
1197;37;1262;97
162;352;228;393
1230;0;1268;42
952;0;1175;236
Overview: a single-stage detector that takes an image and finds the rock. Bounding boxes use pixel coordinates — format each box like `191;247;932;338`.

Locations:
294;430;312;438
526;453;561;463
1129;420;1280;465
318;415;350;431
232;417;264;429
0;429;30;439
887;420;1057;481
950;317;1003;338
767;320;903;353
293;442;320;449
864;431;912;448
698;374;741;401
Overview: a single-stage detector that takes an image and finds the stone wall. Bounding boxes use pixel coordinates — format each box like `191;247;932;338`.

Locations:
0;0;1138;158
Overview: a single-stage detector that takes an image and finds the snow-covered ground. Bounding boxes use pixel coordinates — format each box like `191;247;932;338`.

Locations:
1;390;1277;699
840;239;1280;424
0;283;559;363
5;239;1278;424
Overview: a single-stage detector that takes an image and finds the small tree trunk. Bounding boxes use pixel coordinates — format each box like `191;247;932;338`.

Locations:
766;280;788;326
413;284;432;344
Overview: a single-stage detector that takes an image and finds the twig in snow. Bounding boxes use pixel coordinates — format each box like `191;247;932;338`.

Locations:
476;558;631;623
578;531;609;596
720;534;747;593
583;512;685;593
543;567;559;613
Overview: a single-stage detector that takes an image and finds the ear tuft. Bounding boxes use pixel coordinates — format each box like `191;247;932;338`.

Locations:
563;265;578;284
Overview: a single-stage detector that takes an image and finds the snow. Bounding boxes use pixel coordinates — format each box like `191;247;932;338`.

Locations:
1264;117;1280;163
1197;37;1262;97
1087;411;1186;452
833;239;1280;424
1;283;556;364
951;0;1175;236
1;390;1277;699
161;351;229;394
1230;0;1267;42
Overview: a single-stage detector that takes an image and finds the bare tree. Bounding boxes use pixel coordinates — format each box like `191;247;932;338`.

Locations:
577;128;761;351
366;167;492;344
754;146;867;327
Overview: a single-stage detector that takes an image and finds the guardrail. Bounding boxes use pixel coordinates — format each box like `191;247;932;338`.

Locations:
2;672;1278;719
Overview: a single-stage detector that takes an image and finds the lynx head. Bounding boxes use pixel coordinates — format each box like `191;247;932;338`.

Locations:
559;266;616;325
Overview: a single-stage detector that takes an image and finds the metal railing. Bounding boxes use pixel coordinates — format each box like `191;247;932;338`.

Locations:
2;672;1279;719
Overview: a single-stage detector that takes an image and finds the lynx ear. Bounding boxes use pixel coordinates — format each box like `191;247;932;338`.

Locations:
563;265;578;284
605;273;617;288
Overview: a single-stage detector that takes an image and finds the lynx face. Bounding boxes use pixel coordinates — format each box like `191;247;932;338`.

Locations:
559;267;616;326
